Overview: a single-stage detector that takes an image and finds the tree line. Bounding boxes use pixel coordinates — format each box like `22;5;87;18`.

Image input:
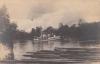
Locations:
0;6;100;43
30;21;100;41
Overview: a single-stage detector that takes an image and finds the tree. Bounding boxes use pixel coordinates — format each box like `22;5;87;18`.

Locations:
30;28;36;38
57;23;69;39
0;6;10;34
0;5;18;60
4;23;17;41
69;24;79;41
44;26;56;37
0;6;17;42
35;27;42;37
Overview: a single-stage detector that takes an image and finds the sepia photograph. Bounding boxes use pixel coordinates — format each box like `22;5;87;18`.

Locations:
0;0;100;64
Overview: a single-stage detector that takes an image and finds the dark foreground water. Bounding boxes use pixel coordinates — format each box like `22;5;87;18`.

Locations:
0;40;100;64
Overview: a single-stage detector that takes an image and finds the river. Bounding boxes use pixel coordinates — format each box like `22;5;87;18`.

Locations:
0;40;100;64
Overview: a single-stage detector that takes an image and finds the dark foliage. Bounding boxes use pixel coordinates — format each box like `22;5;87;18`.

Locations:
0;6;100;42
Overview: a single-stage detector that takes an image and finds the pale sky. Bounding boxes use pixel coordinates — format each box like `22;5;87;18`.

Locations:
0;0;100;32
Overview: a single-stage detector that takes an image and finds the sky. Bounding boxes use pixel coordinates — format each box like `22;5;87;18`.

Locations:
0;0;100;32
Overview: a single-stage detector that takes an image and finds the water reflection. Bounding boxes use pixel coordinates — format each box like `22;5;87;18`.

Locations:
12;40;100;60
0;40;100;64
